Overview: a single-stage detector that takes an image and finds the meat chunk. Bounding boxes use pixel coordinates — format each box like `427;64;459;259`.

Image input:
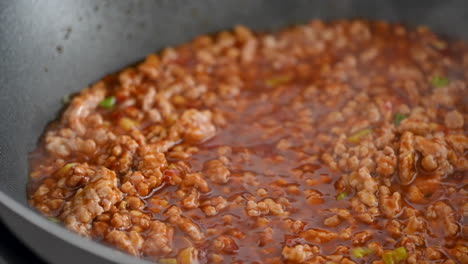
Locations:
180;189;200;209
106;135;139;174
282;244;316;263
141;221;174;256
62;81;106;136
45;129;98;158
398;131;416;185
119;152;166;197
166;206;205;242
61;168;123;236
375;146;397;177
172;109;216;144
211;235;238;254
300;228;338;244
201;196;228;216
349;167;378;192
379;186;402;218
352;230;373;246
426;201;459;237
105;230;143;256
181;172;210;193
444;110;464;129
203;159;231;184
245;198;289;217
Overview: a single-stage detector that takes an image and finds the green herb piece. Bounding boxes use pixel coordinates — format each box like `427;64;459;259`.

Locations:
430;75;449;88
393;247;408;262
336;192;347;200
56;162;79;177
347;128;372;144
48;217;61;223
99;96;116;109
158;258;177;264
351;247;373;258
62;93;72;104
382;252;394;264
382;247;408;264
393;113;406;127
265;74;292;87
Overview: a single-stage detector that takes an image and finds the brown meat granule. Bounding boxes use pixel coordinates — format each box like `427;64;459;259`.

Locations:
379;186;402;219
105;230;143;256
141;221;174;257
282;244;316;262
60;168;122;236
171;109;216;144
180;189;200;209
426;201;459;237
445;110;464;129
300;228;338;244
211;235;238;254
398;131;417;185
203;159;231;184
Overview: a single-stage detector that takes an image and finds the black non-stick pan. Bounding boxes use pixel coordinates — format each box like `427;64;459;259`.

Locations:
0;0;467;263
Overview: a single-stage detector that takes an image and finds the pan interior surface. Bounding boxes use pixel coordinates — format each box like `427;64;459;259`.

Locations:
0;0;467;263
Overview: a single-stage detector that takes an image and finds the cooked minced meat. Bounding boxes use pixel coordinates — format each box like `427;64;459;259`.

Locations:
29;20;467;263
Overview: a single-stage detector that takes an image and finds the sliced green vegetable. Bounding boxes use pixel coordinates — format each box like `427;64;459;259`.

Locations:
99;96;116;109
158;258;177;264
347;128;372;144
62;93;72;104
430;75;449;88
336;192;347;200
382;247;408;264
393;247;408;262
48;217;61;223
393;113;406;127
56;162;79;177
265;74;292;87
382;252;394;264
351;247;373;258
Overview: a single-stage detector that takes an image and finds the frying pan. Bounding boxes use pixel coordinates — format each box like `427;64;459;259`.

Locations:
0;0;467;263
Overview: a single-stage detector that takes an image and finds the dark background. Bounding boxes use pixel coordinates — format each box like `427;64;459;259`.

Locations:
0;221;45;264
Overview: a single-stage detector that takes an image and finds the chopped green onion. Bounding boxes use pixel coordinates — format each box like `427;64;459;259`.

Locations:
62;93;72;104
351;247;373;258
337;192;347;200
56;162;79;177
265;74;292;87
393;113;406;127
382;247;407;264
382;252;394;264
347;128;372;144
158;258;177;264
48;217;61;223
99;96;116;109
430;75;449;88
393;247;407;262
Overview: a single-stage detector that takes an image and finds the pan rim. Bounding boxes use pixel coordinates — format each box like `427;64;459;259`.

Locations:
0;190;151;264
